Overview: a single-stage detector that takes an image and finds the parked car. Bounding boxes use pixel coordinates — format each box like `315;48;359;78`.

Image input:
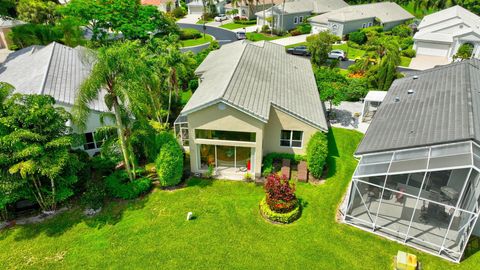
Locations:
328;50;347;61
214;14;228;22
236;31;246;40
286;46;311;56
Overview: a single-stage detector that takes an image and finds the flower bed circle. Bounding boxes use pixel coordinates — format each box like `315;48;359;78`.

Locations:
259;197;301;224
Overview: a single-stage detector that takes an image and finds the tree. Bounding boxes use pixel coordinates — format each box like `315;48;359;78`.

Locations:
0;0;16;19
0;85;82;212
314;67;347;112
374;42;401;90
306;31;339;67
60;0;178;42
454;43;474;60
17;0;59;24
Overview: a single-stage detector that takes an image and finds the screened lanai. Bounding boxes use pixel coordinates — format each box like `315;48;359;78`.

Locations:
344;141;480;262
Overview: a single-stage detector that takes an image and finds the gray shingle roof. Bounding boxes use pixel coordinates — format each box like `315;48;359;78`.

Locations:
181;41;328;131
0;42;107;112
356;59;480;155
257;0;348;16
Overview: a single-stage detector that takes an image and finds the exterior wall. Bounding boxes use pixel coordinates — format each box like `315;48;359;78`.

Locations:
382;20;408;31
262;107;321;156
187;103;265;177
0;28;12;50
280;12;311;31
333;17;375;37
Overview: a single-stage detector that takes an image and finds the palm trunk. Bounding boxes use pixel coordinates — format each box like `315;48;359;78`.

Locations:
112;99;134;181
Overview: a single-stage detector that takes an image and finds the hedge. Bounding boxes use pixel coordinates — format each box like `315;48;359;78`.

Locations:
401;48;416;58
262;153;305;177
259;197;301;224
105;171;151;200
179;28;202;40
306;132;328;179
348;31;367;45
155;133;184;187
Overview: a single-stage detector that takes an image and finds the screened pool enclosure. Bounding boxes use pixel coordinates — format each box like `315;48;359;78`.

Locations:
344;141;480;262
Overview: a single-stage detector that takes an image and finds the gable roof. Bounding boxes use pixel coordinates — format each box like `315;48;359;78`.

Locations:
356;59;480;155
257;0;348;16
414;5;480;43
181;41;328;131
309;2;413;24
0;42;108;112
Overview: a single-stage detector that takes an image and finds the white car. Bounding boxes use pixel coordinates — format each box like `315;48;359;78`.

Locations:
236;31;246;40
328;50;347;61
214;14;228;22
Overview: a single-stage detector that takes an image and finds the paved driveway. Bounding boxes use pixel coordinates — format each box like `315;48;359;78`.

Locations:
0;49;11;64
178;23;237;53
271;34;311;46
409;55;450;70
177;14;201;24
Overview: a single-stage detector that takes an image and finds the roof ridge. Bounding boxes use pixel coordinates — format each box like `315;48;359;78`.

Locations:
39;42;57;95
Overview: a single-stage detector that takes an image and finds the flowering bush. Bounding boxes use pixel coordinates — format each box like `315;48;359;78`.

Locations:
264;174;298;213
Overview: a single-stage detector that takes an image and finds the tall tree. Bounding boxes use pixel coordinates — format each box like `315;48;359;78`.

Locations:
314;68;347;112
306;31;339;67
17;0;59;25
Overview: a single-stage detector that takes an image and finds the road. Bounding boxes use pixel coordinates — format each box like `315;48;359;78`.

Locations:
178;23;237;53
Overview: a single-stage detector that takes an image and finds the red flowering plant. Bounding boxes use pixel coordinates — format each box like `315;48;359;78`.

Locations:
264;173;298;213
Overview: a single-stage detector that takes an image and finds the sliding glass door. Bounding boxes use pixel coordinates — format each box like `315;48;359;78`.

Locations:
198;144;254;172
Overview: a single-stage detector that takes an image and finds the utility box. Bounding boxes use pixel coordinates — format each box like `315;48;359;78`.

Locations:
395;251;417;270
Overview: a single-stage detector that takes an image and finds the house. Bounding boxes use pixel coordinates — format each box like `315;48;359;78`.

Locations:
187;0;226;15
225;0;284;20
343;59;480;263
141;0;175;12
175;41;328;179
0;18;24;50
309;2;414;37
256;0;348;32
413;6;480;64
0;42;109;155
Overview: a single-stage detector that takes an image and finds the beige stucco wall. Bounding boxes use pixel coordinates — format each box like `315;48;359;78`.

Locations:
263;107;322;156
187;102;265;176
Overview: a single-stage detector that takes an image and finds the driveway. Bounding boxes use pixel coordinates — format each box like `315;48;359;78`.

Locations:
271;34;311;46
409;55;450;70
177;23;237;53
0;49;11;64
177;14;201;24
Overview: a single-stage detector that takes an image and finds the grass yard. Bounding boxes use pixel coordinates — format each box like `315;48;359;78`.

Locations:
1;128;479;269
246;32;285;42
220;22;256;30
180;34;213;47
332;44;366;60
400;56;413;67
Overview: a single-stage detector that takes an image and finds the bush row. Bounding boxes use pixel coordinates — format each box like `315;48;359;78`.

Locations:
259;197;301;224
105;170;152;200
262;153;305;176
306;132;328;179
179;28;202;40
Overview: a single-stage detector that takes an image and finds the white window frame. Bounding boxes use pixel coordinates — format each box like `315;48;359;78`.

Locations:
280;130;303;148
294;17;298;25
299;16;303;23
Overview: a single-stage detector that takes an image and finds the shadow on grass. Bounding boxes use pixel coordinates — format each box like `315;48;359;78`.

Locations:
10;195;149;241
463;236;480;261
325;129;340;179
186;178;214;188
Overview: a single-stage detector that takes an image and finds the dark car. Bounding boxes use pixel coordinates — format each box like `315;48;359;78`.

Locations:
286;46;310;56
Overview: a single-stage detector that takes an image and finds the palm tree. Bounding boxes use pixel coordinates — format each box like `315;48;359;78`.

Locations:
73;42;142;181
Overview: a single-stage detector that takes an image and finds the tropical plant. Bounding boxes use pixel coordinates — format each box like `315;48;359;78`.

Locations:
264;173;298;213
306;31;340;67
155;133;184;187
348;31;367;45
17;0;59;24
306;132;328;179
314;67;347;111
454;43;474;60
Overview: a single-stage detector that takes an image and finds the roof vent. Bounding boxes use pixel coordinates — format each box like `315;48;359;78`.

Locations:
394;96;400;103
407;89;415;95
413;75;419;80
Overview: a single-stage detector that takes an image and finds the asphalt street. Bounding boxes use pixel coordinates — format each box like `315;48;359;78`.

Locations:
178;23;237;53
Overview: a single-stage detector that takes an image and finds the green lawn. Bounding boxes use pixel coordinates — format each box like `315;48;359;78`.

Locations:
400;56;413;67
332;44;366;60
180;34;213;47
246;32;286;42
220;22;255;30
196;18;214;24
1;128;479;269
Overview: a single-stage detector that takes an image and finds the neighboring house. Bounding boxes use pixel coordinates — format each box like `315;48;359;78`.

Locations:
0;42;109;155
0;18;24;50
187;0;226;15
343;59;480;263
256;0;348;32
309;2;414;37
175;41;328;179
413;5;480;62
141;0;175;12
225;0;283;20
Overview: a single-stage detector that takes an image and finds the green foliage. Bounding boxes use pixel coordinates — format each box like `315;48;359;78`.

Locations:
314;67;347;111
262;153;305;177
344;77;369;101
296;23;311;34
306;31;340;66
306;132;328;179
0;0;16;18
179;28;202;40
17;0;59;24
105;170;151;200
401;48;416;58
399;36;414;50
348;31;367;45
80;178;106;209
8;23;62;50
172;6;186;18
455;43;474;60
232;18;257;25
392;24;412;38
155;132;184;187
0;89;83;211
259;197;301;224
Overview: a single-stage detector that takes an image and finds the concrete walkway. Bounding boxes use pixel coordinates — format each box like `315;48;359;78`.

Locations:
0;49;11;63
271;34;311;46
177;14;201;24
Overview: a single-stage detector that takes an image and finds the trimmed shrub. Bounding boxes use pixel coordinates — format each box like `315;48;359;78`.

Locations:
155;134;184;187
233;18;257;25
289;29;301;36
259;197;301;224
264;173;297;213
392;24;412;38
400;37;414;50
261;24;270;33
348;31;367;45
81;179;106;209
306;132;328;179
105;171;151;200
172;7;186;18
179;28;202;40
262;153;305;176
401;48;416;58
296;23;311;34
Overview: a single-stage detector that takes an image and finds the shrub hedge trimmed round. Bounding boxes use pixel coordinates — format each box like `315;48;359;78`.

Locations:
306;132;328;179
179;28;202;40
105;171;151;200
348;31;367;45
259;197;301;224
155;134;184;187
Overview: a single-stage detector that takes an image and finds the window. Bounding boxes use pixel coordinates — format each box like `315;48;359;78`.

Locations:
362;23;367;28
294;17;298;24
280;130;303;148
299;16;304;23
368;22;373;27
84;132;96;150
195;129;256;142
